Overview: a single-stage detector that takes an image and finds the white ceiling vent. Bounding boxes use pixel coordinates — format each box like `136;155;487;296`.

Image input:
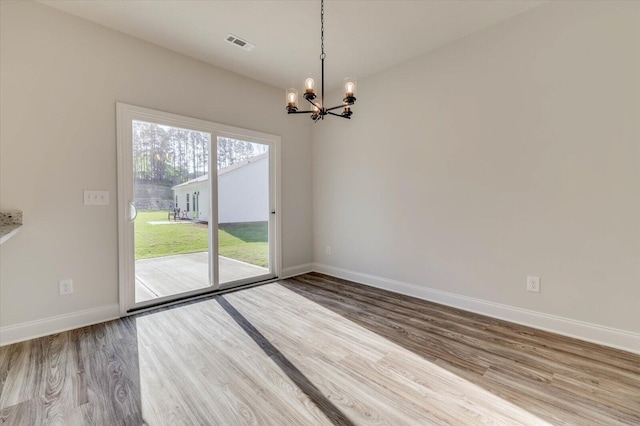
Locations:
225;34;255;51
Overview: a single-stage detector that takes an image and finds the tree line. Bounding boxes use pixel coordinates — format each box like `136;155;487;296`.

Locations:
133;121;267;186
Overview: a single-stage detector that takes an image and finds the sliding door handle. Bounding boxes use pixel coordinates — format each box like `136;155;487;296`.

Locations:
129;202;138;222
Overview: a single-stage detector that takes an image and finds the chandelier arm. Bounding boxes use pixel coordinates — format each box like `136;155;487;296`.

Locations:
303;96;321;109
325;104;349;112
327;111;351;119
288;110;315;114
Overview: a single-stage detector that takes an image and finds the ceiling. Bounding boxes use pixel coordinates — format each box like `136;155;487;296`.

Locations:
39;1;545;92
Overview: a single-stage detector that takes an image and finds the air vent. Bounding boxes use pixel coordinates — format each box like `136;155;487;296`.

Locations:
225;34;255;51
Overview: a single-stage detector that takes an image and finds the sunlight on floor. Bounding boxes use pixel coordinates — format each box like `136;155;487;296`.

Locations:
134;283;552;424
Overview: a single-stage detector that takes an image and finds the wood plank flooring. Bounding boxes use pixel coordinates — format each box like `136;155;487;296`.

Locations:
1;272;638;425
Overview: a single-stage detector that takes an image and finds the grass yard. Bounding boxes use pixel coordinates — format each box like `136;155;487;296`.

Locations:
135;210;268;267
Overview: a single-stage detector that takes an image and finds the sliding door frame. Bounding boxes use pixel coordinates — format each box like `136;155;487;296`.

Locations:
214;129;279;291
116;102;281;315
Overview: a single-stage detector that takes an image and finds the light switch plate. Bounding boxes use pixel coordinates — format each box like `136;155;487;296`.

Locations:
84;190;109;205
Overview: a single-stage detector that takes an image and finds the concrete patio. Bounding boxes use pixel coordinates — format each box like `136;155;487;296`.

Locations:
135;252;268;303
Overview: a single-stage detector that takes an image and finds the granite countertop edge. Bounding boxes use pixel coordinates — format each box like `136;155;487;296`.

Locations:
0;224;22;244
0;210;23;244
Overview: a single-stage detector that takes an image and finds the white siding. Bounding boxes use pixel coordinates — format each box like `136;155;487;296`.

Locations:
218;157;268;224
172;155;268;224
173;179;209;222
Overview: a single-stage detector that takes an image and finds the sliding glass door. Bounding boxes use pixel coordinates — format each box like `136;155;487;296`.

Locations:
132;120;213;303
117;103;279;313
216;136;275;289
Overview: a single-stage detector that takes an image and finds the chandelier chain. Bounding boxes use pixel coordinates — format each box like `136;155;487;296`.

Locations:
320;0;325;60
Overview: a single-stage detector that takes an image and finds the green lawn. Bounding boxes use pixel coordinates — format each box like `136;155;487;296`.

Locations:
134;210;268;267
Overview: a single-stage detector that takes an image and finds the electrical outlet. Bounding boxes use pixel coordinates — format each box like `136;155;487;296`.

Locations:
527;276;540;293
59;279;73;296
326;245;332;255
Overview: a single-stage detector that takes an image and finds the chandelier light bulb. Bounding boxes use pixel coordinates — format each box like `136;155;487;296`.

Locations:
304;77;316;94
343;77;357;100
345;82;354;95
286;88;298;110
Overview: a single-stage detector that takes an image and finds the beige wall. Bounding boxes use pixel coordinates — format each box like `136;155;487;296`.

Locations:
313;1;640;334
0;1;312;328
2;0;638;349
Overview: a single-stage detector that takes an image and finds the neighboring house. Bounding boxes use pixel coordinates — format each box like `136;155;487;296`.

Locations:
172;174;209;221
172;153;268;223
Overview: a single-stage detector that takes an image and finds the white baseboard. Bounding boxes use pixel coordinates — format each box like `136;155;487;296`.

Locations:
0;304;120;347
312;263;640;355
4;266;637;354
281;262;314;279
0;262;314;346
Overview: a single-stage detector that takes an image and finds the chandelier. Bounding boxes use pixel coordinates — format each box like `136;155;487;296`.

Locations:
285;0;357;121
